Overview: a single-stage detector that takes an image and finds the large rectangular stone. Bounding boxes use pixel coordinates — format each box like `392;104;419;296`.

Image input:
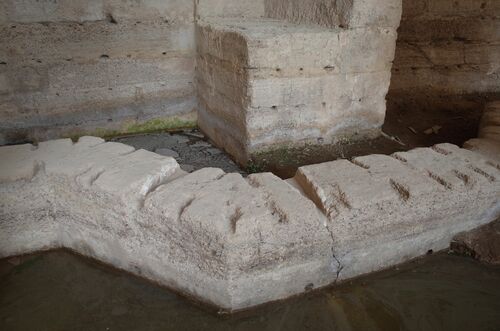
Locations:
196;17;398;163
294;145;499;279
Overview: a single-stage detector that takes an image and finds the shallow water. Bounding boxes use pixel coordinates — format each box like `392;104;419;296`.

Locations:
1;251;500;331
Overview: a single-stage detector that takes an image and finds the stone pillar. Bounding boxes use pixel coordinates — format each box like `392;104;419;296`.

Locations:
196;0;402;165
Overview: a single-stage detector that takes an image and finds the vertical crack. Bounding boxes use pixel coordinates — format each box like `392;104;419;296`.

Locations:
323;222;344;282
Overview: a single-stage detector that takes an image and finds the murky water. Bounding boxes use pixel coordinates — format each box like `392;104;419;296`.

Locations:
1;251;500;331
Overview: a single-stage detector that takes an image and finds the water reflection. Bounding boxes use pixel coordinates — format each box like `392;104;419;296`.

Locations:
1;251;500;331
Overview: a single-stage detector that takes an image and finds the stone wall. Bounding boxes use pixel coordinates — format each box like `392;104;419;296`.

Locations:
388;0;500;113
0;0;197;144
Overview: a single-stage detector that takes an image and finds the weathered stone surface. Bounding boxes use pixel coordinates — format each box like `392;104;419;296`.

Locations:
451;218;500;265
1;136;499;311
0;0;194;24
264;0;353;28
464;101;500;163
264;0;402;28
0;2;196;144
389;0;500;114
0;137;337;310
294;144;499;280
196;0;265;19
196;14;399;164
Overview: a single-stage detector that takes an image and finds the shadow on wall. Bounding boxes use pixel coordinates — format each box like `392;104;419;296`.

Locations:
387;0;500;115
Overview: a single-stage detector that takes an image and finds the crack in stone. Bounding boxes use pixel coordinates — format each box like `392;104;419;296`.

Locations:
323;221;344;282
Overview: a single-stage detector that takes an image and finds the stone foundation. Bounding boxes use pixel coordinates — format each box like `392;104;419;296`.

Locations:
1;100;498;311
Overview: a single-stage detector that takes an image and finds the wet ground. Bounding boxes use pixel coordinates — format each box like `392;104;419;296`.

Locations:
1;251;500;331
111;106;481;179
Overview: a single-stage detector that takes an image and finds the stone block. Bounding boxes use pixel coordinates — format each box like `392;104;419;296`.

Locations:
0;137;499;311
196;17;399;164
294;144;499;279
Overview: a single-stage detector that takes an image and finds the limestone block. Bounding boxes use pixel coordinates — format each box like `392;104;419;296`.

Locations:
0;137;499;311
294;144;499;279
196;18;398;163
393;144;498;191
